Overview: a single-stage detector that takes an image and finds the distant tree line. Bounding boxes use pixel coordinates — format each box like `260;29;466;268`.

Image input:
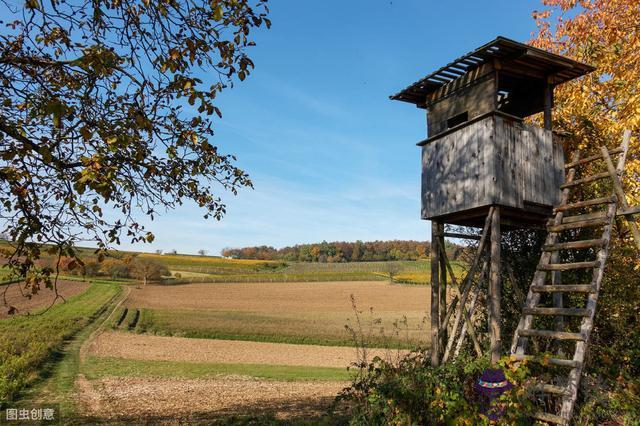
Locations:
221;240;465;262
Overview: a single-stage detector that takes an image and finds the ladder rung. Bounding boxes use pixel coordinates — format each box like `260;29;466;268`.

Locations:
531;384;569;395
543;239;605;251
554;196;617;213
532;411;568;425
538;261;600;271
531;284;596;293
523;307;590;317
561;211;608;224
547;214;609;227
560;172;610;189
548;218;609;232
564;147;624;169
512;354;581;368
619;205;640;216
519;329;584;340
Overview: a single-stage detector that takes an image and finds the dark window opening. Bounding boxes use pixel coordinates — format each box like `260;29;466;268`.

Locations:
447;111;468;129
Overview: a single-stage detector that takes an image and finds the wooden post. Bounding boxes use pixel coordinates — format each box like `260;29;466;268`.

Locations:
438;222;447;349
543;78;553;131
431;221;441;366
489;207;502;365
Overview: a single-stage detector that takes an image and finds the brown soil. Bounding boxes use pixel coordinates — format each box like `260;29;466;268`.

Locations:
76;376;346;423
89;331;404;368
125;280;429;313
0;280;90;318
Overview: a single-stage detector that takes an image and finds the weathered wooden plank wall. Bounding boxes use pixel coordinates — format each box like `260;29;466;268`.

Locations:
426;76;496;136
421;114;564;220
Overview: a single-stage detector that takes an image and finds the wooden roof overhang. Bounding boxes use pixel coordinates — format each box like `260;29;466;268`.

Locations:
390;36;595;108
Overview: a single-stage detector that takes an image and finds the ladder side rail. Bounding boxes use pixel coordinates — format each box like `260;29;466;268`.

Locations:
560;131;632;421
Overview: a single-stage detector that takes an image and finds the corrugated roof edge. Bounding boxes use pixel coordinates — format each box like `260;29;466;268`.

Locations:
390;36;596;104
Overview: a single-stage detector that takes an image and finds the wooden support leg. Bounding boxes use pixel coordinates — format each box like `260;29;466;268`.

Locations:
438;223;447;352
431;221;441;367
489;207;502;365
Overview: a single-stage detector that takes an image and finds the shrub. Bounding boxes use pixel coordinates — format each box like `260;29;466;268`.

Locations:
337;351;488;424
130;258;170;286
82;261;101;277
336;351;537;425
572;245;640;425
100;258;131;279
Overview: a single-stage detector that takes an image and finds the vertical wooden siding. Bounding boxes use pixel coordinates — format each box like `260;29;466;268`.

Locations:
421;114;564;220
426;76;496;136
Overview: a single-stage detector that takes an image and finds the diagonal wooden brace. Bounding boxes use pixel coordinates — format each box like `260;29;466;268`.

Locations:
442;207;494;364
438;242;482;357
600;136;640;251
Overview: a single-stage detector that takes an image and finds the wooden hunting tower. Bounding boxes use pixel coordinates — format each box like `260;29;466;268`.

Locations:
392;37;595;227
391;37;595;366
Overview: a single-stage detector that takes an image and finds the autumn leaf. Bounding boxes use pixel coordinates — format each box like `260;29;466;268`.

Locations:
213;5;223;21
0;0;268;296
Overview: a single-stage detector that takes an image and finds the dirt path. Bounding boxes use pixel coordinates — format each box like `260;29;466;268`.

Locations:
77;376;346;422
89;331;405;368
1;280;90;318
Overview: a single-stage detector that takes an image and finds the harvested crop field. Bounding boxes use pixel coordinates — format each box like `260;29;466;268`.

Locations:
77;375;345;422
126;281;431;346
125;281;429;312
0;280;90;318
90;331;404;368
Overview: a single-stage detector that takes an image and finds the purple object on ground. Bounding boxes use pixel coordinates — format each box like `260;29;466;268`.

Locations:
474;368;513;420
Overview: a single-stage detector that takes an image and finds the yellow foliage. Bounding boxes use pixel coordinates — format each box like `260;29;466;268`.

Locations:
139;253;276;266
531;0;640;257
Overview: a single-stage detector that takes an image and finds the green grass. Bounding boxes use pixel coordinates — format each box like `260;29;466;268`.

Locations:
18;288;126;420
140;253;281;275
165;259;467;285
0;282;121;404
136;308;427;349
84;356;352;382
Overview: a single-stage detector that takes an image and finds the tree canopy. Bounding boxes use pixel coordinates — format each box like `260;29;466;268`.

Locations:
0;0;270;290
532;0;639;233
221;240;466;263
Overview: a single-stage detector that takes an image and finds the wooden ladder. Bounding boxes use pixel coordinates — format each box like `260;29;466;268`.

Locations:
510;130;639;425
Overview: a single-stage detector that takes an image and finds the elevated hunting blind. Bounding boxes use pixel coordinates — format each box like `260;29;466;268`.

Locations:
391;36;595;370
391;37;640;425
392;36;594;227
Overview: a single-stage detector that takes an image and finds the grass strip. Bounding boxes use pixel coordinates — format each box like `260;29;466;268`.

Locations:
84;356;352;382
13;283;126;419
0;283;121;405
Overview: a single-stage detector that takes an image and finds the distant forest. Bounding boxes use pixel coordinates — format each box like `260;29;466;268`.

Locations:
221;240;465;262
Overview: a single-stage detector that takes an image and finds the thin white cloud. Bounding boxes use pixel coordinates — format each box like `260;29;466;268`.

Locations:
116;172;426;255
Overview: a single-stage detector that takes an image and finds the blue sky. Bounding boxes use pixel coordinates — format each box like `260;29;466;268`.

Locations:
128;0;545;255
